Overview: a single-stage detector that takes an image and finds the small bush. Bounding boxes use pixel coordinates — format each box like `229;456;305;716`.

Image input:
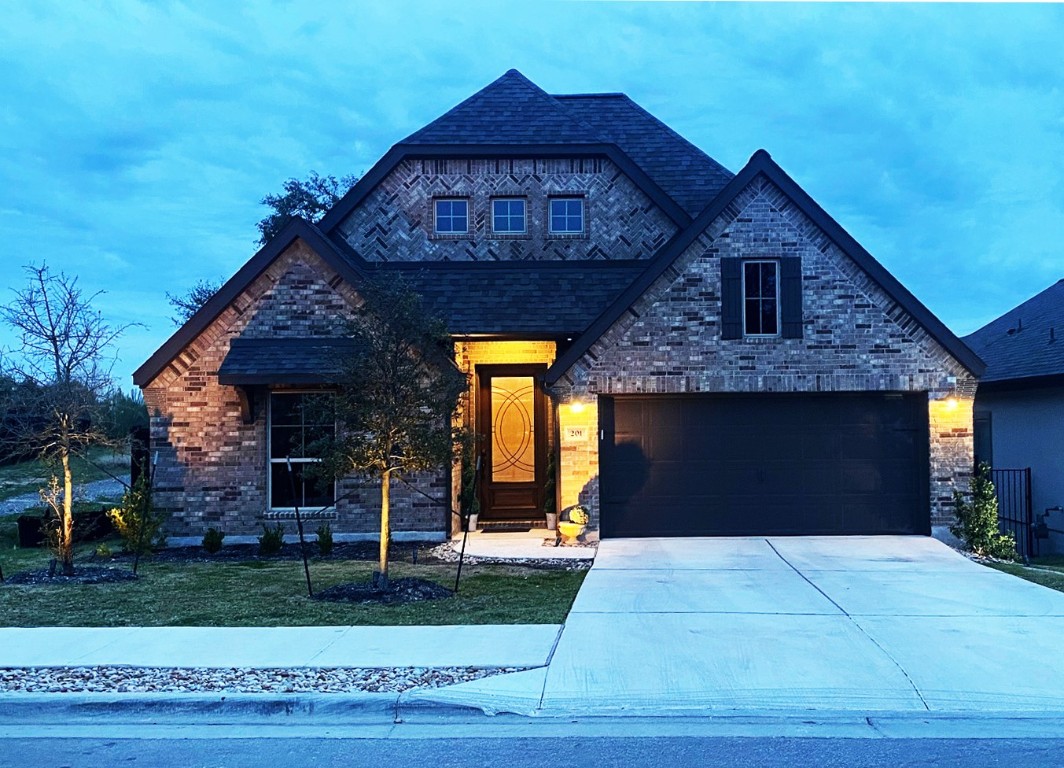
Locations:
258;523;285;556
202;527;225;554
316;522;334;556
107;473;166;557
94;542;113;558
951;463;1016;561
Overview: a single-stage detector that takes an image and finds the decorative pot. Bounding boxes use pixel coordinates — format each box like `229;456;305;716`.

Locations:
466;513;479;532
557;521;585;542
545;512;558;531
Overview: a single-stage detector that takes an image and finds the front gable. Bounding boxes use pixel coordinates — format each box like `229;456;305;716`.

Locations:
549;151;983;393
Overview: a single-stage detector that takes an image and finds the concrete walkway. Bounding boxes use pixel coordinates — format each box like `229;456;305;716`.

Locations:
418;536;1064;717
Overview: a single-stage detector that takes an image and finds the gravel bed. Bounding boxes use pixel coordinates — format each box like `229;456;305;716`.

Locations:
424;542;594;570
0;665;525;694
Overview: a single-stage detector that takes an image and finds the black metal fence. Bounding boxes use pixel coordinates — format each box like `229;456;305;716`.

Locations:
992;468;1033;559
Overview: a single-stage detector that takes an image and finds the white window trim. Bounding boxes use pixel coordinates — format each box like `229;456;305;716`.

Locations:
267;390;337;512
548;196;585;235
741;260;781;338
491;197;527;234
433;198;470;235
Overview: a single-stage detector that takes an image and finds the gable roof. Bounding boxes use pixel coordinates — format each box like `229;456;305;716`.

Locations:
318;70;736;232
546;149;986;385
132;218;366;387
218;338;363;386
963;279;1064;385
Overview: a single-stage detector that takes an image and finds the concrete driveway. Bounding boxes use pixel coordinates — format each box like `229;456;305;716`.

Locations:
422;536;1064;717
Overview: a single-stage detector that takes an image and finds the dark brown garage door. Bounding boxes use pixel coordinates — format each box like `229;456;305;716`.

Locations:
599;393;929;538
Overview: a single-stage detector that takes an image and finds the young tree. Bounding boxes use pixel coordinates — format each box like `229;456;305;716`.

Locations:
0;265;132;575
165;278;224;326
257;171;359;245
317;275;467;588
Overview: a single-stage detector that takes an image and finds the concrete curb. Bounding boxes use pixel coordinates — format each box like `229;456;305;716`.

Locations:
0;691;488;725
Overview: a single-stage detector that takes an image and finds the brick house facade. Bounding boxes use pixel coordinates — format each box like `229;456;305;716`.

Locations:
134;70;983;543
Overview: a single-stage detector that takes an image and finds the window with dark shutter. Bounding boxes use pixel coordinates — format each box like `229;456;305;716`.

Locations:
780;257;803;338
720;258;742;339
720;257;803;340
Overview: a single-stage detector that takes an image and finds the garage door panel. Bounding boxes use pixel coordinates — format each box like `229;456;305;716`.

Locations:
600;394;930;538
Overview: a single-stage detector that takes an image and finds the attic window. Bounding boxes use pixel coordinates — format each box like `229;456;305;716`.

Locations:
743;261;779;336
549;197;584;235
492;198;526;234
434;199;469;234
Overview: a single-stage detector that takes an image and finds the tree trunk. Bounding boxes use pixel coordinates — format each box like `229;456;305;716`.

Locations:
378;468;391;589
60;449;75;576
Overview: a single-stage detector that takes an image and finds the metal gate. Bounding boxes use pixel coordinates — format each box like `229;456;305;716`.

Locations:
992;468;1033;559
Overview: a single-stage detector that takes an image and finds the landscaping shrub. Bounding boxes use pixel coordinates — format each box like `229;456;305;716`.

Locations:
951;464;1016;560
202;527;225;553
316;523;333;556
107;473;166;558
258;523;285;556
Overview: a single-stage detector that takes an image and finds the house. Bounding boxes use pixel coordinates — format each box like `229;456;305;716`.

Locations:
133;70;983;544
964;279;1064;552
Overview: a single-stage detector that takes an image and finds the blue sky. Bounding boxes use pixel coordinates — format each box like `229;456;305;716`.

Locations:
2;1;1062;387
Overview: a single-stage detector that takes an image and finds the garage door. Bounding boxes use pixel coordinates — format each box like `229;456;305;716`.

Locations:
599;393;929;538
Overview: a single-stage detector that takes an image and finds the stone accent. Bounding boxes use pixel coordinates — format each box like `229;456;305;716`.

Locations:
141;240;447;539
551;174;976;526
337;157;678;262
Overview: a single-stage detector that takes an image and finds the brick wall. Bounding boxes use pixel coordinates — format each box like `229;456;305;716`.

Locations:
336;157;678;262
142;240;448;540
551;174;976;526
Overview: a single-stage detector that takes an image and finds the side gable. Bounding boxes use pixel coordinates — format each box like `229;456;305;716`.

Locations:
547;150;985;387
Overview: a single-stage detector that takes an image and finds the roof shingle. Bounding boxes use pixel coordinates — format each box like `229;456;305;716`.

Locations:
963;279;1064;383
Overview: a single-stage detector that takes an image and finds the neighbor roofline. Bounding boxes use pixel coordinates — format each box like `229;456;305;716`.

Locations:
546;149;986;385
977;372;1064;393
133;218;368;387
317;142;693;233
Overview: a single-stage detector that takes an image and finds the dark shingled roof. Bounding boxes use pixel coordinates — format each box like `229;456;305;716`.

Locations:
555;94;733;216
373;261;647;335
398;70;732;218
218;337;362;386
402;70;597;145
963;279;1064;384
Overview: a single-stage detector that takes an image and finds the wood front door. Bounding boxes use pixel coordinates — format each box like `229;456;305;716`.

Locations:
477;365;547;521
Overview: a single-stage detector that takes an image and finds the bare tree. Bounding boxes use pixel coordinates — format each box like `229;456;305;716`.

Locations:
316;275;467;588
0;265;132;575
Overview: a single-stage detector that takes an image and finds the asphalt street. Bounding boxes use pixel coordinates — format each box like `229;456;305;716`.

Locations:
2;728;1062;768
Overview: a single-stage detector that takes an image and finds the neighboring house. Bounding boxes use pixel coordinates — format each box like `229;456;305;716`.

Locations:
133;70;983;544
964;279;1064;550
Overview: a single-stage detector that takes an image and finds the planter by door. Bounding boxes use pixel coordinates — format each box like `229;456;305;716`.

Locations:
477;365;547;521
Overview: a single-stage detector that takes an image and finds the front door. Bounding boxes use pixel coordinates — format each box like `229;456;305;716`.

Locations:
477;365;546;520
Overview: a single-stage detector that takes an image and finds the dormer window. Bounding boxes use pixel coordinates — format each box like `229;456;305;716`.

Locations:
492;198;526;234
549;197;584;235
434;198;469;235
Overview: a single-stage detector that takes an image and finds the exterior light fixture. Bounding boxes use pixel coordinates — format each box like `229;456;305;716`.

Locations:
569;400;585;414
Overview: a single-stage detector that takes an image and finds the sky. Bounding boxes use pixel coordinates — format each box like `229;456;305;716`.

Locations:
1;1;1062;388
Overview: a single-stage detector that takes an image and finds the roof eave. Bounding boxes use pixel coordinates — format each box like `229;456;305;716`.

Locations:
546;149;986;386
318;142;692;233
133;218;368;388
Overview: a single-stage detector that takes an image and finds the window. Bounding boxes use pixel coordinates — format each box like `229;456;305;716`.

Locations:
492;198;526;234
720;257;802;340
549;197;584;235
434;198;468;234
268;392;335;509
742;260;779;336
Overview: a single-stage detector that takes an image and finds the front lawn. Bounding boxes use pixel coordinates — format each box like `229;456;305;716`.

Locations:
0;519;587;626
987;559;1064;594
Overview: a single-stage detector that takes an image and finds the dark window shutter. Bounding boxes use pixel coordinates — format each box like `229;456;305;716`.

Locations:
780;257;803;339
720;258;742;340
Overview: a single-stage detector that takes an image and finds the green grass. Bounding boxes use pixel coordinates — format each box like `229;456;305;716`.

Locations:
986;560;1064;593
0;446;129;502
0;518;586;626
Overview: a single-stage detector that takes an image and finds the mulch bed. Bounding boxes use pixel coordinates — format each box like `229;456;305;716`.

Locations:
120;541;431;565
312;577;453;605
4;566;138;586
